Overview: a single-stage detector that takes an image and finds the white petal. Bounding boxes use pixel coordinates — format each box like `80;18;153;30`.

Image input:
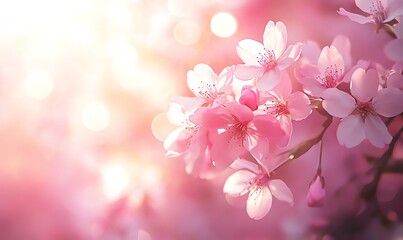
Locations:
229;159;259;173
263;21;287;58
337;115;366;148
223;170;256;196
247;187;272;220
236;39;266;66
322;88;356;118
350;68;380;102
364;114;392;148
373;87;403;117
268;179;294;205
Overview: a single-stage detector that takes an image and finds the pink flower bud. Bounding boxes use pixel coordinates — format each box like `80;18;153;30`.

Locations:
306;175;325;207
239;86;258;111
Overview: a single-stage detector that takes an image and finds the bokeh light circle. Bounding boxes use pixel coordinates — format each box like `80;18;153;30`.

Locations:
210;12;237;38
24;70;54;100
81;102;110;132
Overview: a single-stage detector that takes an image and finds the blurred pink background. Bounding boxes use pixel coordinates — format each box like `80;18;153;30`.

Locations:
0;0;402;239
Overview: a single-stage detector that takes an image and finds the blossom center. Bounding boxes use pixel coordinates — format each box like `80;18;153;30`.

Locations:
318;64;341;88
353;101;376;120
249;173;270;189
263;100;290;117
370;0;386;24
194;81;217;102
228;122;248;141
257;48;277;70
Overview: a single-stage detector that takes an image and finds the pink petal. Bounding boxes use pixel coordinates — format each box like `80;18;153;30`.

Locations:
351;68;380;102
263;21;287;58
342;60;370;83
239;86;258;111
229;159;259;173
277;43;302;70
288;91;312;120
364;114;392;148
295;64;320;83
216;66;235;94
355;0;372;13
234;64;264;80
223;170;256;196
187;64;217;99
164;127;190;156
331;35;352;69
256;68;280;92
190;105;232;129
268;179;294;205
225;101;255;123
303;81;327;97
247;186;272;220
373;87;403;117
301;40;321;64
306;176;325;207
337;115;366;148
170;96;205;112
248;135;270;165
338;8;372;24
318;46;345;77
253;115;288;148
236;39;266;66
385;39;403;62
322;88;356;118
386;0;403;21
271;71;292;100
167;102;192;126
387;71;403;90
211;130;246;170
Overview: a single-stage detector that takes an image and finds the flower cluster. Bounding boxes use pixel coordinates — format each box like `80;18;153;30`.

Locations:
161;3;403;220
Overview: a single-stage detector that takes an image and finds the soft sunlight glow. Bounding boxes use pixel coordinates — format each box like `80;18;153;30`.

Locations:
210;12;237;38
24;70;54;99
173;20;201;45
151;113;176;142
167;0;194;17
101;164;130;201
82;102;110;132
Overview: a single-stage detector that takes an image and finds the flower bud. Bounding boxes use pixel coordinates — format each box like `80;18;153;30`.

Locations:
306;175;325;207
239;86;258;111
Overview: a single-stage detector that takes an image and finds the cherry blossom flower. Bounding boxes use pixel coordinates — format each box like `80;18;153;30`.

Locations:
306;175;326;207
223;159;293;220
239;85;258;111
234;21;302;91
322;68;403;148
295;35;368;97
258;71;311;138
171;64;234;112
385;22;403;63
338;0;403;25
163;103;218;178
190;102;287;170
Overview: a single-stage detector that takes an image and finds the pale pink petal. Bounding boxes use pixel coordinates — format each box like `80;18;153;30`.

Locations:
303;81;327;97
342;60;370;83
364;114;392;148
387;71;403;90
236;39;266;66
216;66;235;94
234;64;265;80
256;68;280;91
211;130;246;170
322;88;356;118
351;68;380;102
373;87;403;117
278;115;293;144
295;64;320;83
306;176;325;207
167;102;192;126
338;8;372;24
355;0;373;13
225;101;255;123
263;21;287;58
163;127;190;156
248;135;270;165
331;35;352;69
385;39;403;62
301;40;321;64
190;105;233;129
271;71;292;100
170;96;205;112
386;0;403;21
288;92;312;120
247;186;272;220
268;179;294;205
277;43;302;70
395;21;403;39
223;170;256;196
318;46;345;76
229;159;259;173
337;115;366;148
